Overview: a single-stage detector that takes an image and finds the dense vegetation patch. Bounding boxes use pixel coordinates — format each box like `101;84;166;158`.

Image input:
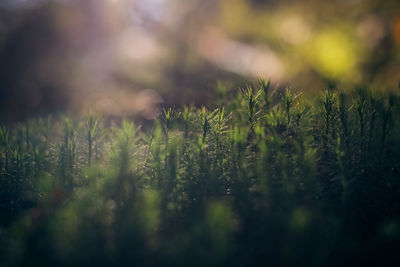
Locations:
1;80;399;266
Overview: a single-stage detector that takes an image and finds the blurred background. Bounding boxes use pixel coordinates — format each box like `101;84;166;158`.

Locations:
1;0;399;121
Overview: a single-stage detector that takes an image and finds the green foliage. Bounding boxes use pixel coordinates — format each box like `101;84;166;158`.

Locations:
0;85;399;267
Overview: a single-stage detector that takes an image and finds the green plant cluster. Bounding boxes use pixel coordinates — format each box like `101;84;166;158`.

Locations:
0;81;399;266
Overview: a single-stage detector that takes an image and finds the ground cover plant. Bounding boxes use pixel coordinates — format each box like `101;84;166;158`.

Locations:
0;80;399;266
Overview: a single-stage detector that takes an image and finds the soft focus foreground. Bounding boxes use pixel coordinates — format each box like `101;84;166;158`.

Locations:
1;0;400;120
0;83;399;266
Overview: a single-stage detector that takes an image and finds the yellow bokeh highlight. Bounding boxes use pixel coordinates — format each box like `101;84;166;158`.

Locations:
306;30;360;79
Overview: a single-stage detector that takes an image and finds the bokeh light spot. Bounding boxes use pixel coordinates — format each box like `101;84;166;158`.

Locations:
309;30;359;78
